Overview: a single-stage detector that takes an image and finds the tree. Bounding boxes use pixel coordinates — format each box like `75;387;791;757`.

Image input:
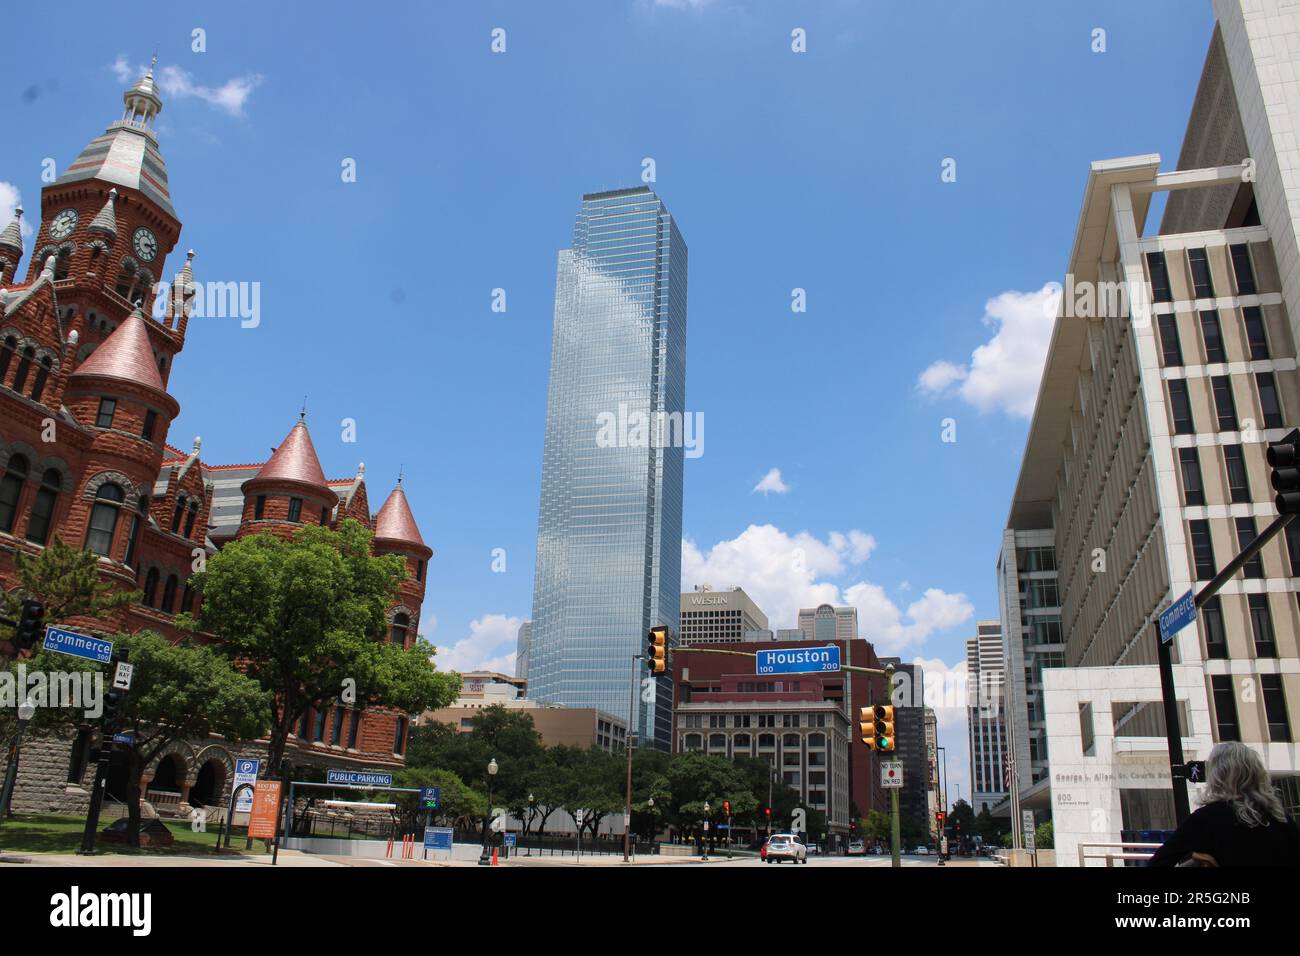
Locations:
975;806;1000;844
863;810;891;844
185;519;460;769
0;536;138;659
109;631;271;845
392;766;484;830
1035;820;1054;849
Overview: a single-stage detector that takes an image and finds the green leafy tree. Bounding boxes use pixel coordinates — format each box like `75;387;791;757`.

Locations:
392;766;484;830
185;519;460;769
110;631;272;845
863;809;891;844
1035;820;1054;849
0;536;138;658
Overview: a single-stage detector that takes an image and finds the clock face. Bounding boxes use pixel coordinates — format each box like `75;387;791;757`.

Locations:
132;227;158;262
49;208;78;240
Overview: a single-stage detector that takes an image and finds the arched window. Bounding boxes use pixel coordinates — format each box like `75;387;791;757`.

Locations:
389;612;410;646
124;495;148;567
161;574;178;613
0;335;16;383
183;500;199;538
734;733;752;751
393;716;408;754
180;583;195;614
782;733;800;748
142;567;160;607
25;468;61;545
0;454;30;533
170;495;185;533
85;482;124;556
709;733;726;749
54;247;72;281
30;355;52;402
684;733;702;751
808;733;826;748
758;734;776;749
11;346;34;394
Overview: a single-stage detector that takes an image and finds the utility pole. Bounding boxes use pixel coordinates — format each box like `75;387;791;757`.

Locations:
623;653;641;863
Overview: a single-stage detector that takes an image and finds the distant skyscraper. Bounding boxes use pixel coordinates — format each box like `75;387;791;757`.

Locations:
528;186;688;750
516;622;531;682
966;621;1008;814
798;604;859;643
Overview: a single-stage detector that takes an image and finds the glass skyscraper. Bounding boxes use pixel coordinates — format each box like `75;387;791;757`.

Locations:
528;186;688;750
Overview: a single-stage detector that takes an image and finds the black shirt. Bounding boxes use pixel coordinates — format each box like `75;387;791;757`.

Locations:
1147;800;1300;866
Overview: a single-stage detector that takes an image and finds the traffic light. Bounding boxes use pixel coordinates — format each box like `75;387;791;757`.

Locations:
1268;429;1300;514
723;800;730;817
646;625;669;674
14;598;46;650
764;807;771;821
858;704;896;751
103;689;124;731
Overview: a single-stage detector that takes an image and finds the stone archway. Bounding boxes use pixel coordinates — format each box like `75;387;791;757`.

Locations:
190;759;226;808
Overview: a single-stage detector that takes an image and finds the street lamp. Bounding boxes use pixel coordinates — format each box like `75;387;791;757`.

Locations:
702;801;711;861
478;757;499;865
0;697;37;824
526;792;535;857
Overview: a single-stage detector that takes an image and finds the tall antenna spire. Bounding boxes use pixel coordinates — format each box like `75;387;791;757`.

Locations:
299;395;308;421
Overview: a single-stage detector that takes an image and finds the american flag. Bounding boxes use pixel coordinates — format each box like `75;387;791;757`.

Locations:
1004;755;1014;789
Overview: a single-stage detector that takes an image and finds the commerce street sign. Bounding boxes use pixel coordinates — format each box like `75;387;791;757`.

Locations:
1158;590;1196;645
42;626;113;664
756;645;841;675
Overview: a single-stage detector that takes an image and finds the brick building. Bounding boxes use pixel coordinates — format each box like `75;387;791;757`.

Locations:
670;637;889;849
0;62;433;816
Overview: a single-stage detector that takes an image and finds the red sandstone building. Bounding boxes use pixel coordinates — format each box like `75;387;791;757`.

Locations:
0;63;432;813
671;637;889;849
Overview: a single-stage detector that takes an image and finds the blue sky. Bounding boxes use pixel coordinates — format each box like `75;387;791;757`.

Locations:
1;0;1216;798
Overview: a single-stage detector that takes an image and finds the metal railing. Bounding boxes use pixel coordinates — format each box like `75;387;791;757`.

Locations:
1077;841;1162;867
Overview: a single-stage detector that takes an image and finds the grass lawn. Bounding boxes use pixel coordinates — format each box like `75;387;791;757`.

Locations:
0;813;267;856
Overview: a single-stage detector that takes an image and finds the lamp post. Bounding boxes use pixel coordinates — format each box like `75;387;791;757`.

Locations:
526;792;535;857
646;796;654;844
0;697;36;824
478;757;498;865
702;800;711;861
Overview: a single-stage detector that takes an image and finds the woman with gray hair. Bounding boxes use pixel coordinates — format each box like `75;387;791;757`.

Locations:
1148;742;1300;866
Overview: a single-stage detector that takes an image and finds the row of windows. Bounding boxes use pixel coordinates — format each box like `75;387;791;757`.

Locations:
1167;373;1284;434
1178;445;1254;506
1187;517;1300;583
1147;244;1256;304
678;711;826;729
1211;674;1291;742
1199;594;1286;659
293;706;408;754
1157;306;1272;367
95;396;161;442
139;566;195;616
0;336;54;403
0;455;61;544
681;732;830;749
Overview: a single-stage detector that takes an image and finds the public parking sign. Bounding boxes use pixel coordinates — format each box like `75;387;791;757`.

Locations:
420;786;441;810
326;769;393;787
755;645;841;675
1159;590;1197;645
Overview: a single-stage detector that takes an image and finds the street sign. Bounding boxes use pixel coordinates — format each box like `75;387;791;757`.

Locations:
325;769;393;788
1173;760;1207;783
42;626;112;664
1159;589;1197;645
233;758;259;812
574;808;586;825
504;833;517;848
111;661;134;691
1023;810;1036;852
248;781;282;839
881;760;903;788
755;645;841;675
423;826;453;850
111;732;134;745
419;786;441;810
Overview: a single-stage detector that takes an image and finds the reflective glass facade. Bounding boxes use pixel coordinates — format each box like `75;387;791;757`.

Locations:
528;187;688;750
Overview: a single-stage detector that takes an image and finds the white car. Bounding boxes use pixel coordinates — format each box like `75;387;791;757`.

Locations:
912;845;931;855
764;834;808;864
847;839;866;855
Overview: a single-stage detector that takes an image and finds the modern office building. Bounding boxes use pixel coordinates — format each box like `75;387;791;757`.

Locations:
998;0;1300;864
516;621;531;681
967;621;1010;815
527;187;688;751
671;637;889;848
680;585;769;644
798;604;860;643
924;708;941;839
880;658;931;841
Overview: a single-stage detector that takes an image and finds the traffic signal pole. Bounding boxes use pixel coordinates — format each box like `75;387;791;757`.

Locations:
79;648;127;855
624;653;641;863
890;788;901;869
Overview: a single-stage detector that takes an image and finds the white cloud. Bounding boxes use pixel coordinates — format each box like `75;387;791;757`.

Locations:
433;613;521;675
916;284;1061;419
752;467;790;496
0;182;32;238
681;524;968;652
111;56;262;117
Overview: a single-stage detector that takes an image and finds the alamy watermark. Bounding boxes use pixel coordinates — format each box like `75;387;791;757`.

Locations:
1;665;103;718
1045;274;1154;326
595;403;704;459
152;279;261;328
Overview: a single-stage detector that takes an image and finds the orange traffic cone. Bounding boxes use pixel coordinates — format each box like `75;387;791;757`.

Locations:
492;847;499;866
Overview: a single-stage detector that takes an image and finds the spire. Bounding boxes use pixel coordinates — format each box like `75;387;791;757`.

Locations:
55;58;175;217
87;188;119;239
70;304;165;392
251;420;332;493
0;206;22;257
374;483;427;548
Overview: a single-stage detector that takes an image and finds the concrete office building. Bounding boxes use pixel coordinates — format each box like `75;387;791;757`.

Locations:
967;621;1010;815
998;0;1300;865
798;604;860;643
925;708;941;839
516;621;531;681
680;585;769;644
881;658;931;842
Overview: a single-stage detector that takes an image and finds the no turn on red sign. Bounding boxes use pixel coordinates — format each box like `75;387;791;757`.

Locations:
881;760;903;788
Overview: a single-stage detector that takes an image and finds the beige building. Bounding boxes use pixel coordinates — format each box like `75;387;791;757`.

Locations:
417;671;627;753
680;585;769;644
797;604;860;643
999;0;1300;865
